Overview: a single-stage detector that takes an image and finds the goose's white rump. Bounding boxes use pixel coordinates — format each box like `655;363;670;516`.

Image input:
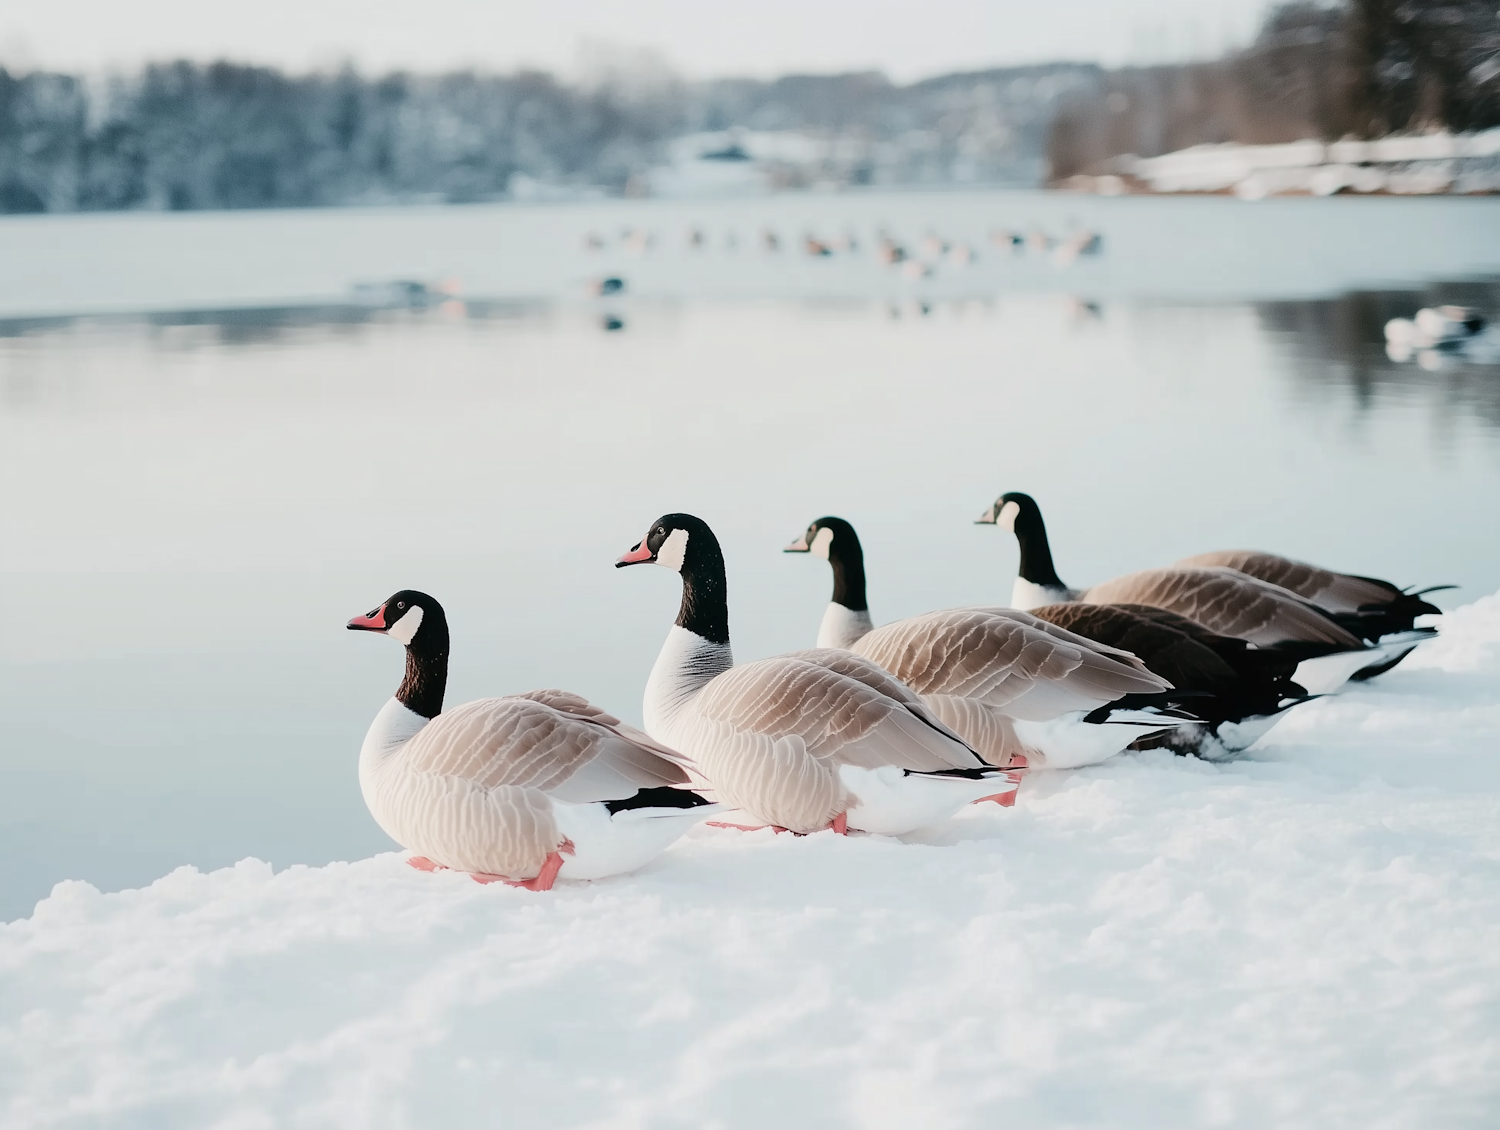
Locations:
360;689;705;883
656;648;1004;835
848;606;1178;768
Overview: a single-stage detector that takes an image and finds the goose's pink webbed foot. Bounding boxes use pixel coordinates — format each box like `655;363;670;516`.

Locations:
976;757;1028;806
408;837;576;891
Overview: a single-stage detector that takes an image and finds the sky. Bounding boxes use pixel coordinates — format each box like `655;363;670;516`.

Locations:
0;0;1275;82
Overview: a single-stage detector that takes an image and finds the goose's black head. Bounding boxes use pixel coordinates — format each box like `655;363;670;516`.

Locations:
615;513;719;574
347;590;446;649
785;516;867;612
347;589;450;717
975;491;1063;587
616;513;729;644
784;516;856;560
975;491;1043;534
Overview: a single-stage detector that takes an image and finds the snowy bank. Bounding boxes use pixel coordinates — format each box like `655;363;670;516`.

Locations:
4;595;1500;1129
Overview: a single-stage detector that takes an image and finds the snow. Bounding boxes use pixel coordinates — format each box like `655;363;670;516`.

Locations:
4;595;1500;1129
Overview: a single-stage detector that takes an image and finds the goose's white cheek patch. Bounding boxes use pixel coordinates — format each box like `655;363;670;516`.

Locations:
656;528;689;572
999;501;1021;532
811;526;834;561
388;606;425;645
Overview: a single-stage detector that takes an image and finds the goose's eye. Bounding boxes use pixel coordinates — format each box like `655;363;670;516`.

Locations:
397;601;406;610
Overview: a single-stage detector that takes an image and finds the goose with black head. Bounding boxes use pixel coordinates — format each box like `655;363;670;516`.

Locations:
976;491;1437;693
617;514;1017;834
348;590;715;890
785;515;1204;768
785;517;873;650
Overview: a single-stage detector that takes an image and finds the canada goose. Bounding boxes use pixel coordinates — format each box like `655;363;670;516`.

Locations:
976;492;1435;692
349;590;715;890
785;516;1198;768
616;514;1016;834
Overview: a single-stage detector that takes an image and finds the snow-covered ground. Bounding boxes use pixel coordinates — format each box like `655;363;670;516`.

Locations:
3;593;1499;1129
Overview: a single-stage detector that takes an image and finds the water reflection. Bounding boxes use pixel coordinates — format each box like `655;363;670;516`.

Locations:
0;298;546;350
1257;280;1500;433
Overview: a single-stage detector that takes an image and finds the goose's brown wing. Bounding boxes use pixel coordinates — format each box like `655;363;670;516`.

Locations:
401;693;693;804
692;651;980;772
1030;602;1243;695
851;607;1171;721
1177;550;1402;613
1083;567;1363;649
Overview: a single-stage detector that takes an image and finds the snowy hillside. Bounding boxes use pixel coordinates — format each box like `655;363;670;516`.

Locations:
3;594;1499;1129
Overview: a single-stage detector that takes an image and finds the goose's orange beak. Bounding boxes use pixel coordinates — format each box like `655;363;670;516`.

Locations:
615;541;654;567
347;605;388;631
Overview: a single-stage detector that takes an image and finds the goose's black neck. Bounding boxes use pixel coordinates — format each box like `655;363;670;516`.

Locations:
397;613;449;719
677;526;731;646
827;525;869;612
1010;496;1066;588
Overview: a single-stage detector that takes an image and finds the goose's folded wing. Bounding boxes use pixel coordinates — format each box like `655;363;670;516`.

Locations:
1176;550;1400;612
1084;567;1363;649
1101;602;1239;643
792;646;984;747
958;605;1155;671
851;608;1170;716
402;695;693;805
1031;602;1244;695
693;653;980;773
515;688;698;772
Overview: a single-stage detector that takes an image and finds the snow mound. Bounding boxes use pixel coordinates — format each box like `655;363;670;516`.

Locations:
4;596;1500;1129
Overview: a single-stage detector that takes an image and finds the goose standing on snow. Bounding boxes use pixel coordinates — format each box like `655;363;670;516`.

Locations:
976;492;1436;692
785;516;1200;768
615;514;1015;834
348;590;715;890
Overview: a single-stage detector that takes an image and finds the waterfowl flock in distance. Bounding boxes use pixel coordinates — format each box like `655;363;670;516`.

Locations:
583;222;1105;273
349;493;1449;890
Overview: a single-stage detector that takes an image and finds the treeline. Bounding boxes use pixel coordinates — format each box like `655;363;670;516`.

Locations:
0;60;1090;213
6;1;1493;213
1049;0;1500;180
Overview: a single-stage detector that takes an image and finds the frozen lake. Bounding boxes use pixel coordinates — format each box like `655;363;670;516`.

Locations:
2;192;1500;920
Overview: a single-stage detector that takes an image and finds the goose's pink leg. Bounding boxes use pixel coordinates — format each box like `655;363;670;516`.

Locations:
976;758;1028;807
408;838;576;890
705;816;848;835
706;820;794;833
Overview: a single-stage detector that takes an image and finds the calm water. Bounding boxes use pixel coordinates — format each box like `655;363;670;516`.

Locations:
3;193;1499;920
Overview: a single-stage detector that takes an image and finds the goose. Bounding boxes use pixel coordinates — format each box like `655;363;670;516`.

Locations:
348;590;715;891
615;514;1016;834
784;516;1199;769
1028;602;1311;757
976;492;1436;692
